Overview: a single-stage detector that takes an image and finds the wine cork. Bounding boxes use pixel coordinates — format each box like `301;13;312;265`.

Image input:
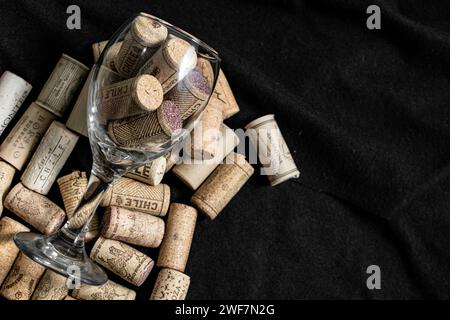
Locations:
157;203;197;272
245;114;300;186
101;74;163;120
150;268;190;300
125;156;166;185
57;171;100;241
190;97;223;160
66;66;123;137
116;16;168;78
21;121;79;195
173;124;239;190
107;110;166;147
0;217;30;286
214;69;240;119
100;177;170;216
36;54;89;117
4;182;66;234
92;40;108;62
0;253;46;300
191;152;254;219
0;102;56;170
31;270;68;300
165;148;181;172
0;71;32;136
0;161;15;216
102;206;165;248
72;280;136;300
196;57;214;88
57;171;87;216
90;237;154;286
157;100;182;135
92;40;122;69
140;37;197;93
166;69;211;121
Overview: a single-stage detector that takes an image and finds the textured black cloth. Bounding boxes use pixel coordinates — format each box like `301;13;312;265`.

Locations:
1;0;450;300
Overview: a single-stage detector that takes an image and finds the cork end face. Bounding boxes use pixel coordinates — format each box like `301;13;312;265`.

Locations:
160;184;171;216
85;230;100;243
190;195;217;220
269;169;300;186
223;108;240;120
0;161;16;176
136;258;154;287
132;16;168;47
164;37;197;70
127;289;137;300
61;54;89;72
150;157;167;186
227;152;255;177
132;75;164;112
0;216;30;233
157;100;182;136
172;166;198;190
244;114;275;130
44;210;66;235
89;237;103;260
185;69;211;97
1;70;33;90
196;57;214;88
153;219;165;248
56;170;86;186
217;69;240;119
171;204;198;224
35;101;64;118
92;41;107;62
100;206;114;238
4;182;23;211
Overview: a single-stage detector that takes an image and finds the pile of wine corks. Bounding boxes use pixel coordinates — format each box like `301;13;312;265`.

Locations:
0;14;299;301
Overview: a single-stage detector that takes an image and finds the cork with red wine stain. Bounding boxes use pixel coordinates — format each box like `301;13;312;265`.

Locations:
166;69;211;121
157;100;182;136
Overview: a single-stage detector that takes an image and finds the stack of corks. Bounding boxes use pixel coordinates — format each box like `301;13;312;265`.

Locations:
0;13;300;301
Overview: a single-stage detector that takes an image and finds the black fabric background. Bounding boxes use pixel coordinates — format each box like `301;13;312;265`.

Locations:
1;0;450;300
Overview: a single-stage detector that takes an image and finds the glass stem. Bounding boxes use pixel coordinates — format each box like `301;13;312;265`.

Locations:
57;173;112;248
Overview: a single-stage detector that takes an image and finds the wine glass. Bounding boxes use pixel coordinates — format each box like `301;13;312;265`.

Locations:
14;13;220;285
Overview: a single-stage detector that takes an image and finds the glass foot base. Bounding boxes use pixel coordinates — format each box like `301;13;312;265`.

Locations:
14;232;107;286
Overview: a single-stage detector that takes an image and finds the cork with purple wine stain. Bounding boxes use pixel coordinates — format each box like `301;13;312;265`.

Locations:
166;69;211;121
107;100;182;147
157;100;182;136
